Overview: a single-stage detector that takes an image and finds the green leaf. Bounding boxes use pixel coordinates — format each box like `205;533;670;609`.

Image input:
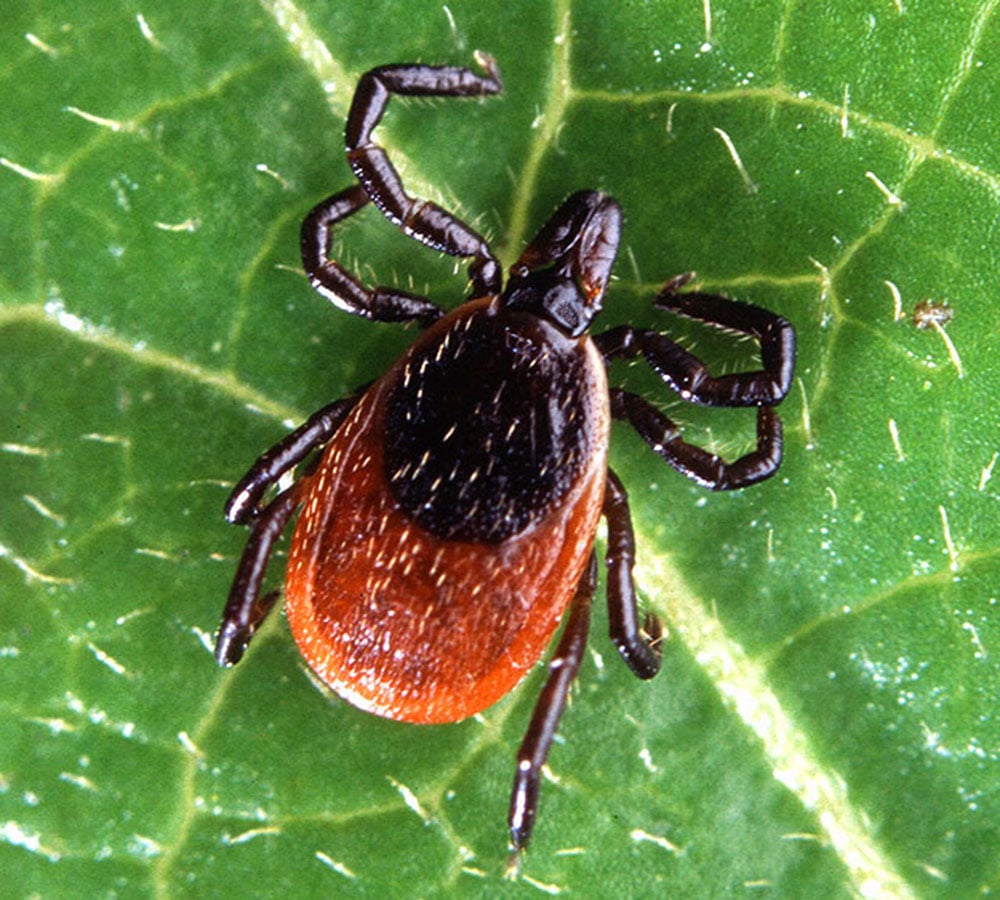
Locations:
2;1;998;896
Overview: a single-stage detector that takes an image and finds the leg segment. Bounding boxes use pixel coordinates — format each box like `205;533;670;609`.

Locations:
595;273;795;407
611;388;784;490
508;553;596;862
225;394;361;525
604;468;662;679
217;392;362;666
301;186;446;326
215;486;302;667
345;53;503;297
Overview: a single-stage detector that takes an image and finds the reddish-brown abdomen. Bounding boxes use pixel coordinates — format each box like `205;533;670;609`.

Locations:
284;301;609;723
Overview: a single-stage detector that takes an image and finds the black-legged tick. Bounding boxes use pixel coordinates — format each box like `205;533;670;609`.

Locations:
215;53;796;864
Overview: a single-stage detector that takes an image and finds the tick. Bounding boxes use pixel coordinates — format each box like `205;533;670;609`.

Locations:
215;52;795;864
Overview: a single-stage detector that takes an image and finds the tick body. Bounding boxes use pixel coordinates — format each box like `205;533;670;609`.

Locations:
215;52;795;863
287;298;610;723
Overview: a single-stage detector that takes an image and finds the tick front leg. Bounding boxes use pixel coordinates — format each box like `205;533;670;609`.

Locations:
346;53;503;296
611;388;784;490
507;553;595;869
301;186;446;326
216;486;301;667
604;468;662;679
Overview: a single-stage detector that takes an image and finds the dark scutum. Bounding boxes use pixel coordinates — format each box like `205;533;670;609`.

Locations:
383;310;595;543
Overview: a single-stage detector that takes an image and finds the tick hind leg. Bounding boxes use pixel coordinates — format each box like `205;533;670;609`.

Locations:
225;395;360;525
603;468;663;678
215;487;301;667
506;473;666;865
507;554;596;868
216;394;358;666
303;54;504;323
595;274;795;490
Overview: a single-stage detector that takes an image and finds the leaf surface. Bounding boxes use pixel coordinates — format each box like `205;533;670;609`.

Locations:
2;1;998;896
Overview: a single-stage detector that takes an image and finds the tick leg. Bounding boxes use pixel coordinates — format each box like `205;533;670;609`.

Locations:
345;53;503;296
611;388;784;490
215;486;301;667
301;186;446;327
225;394;362;525
508;553;596;864
595;274;795;407
604;468;662;679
